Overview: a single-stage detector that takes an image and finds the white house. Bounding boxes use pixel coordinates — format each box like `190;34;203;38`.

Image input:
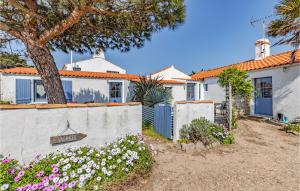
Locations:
191;39;300;121
0;67;138;104
150;65;202;104
63;50;126;74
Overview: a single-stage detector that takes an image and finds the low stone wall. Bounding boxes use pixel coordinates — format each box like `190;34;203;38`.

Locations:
0;102;142;163
173;100;214;141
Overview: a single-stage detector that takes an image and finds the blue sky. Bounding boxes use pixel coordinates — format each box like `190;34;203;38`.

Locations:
52;0;291;75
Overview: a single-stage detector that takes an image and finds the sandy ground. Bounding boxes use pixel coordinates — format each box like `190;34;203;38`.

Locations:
127;119;300;191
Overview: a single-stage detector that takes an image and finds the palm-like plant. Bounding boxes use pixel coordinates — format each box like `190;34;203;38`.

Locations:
131;76;172;107
267;0;300;52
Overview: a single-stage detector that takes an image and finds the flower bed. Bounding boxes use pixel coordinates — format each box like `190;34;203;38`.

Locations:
0;135;153;191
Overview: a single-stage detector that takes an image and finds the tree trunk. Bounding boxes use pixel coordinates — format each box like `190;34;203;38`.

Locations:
27;43;67;104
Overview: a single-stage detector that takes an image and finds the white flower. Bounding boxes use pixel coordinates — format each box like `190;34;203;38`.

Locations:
130;141;134;145
124;168;129;172
108;156;112;160
44;181;49;187
70;172;76;178
86;168;91;173
101;161;106;166
63;172;67;176
78;182;84;188
82;164;87;169
79;175;85;182
109;165;113;169
63;176;69;182
59;178;64;184
62;166;67;171
95;165;100;170
53;177;59;183
1;184;9;190
96;176;102;182
117;159;122;164
77;168;83;174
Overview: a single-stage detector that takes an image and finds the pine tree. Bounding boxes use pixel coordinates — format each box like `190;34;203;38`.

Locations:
0;0;185;103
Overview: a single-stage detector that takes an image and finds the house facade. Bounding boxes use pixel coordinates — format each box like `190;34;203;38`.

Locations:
62;50;126;74
0;67;138;104
150;65;203;104
192;39;300;121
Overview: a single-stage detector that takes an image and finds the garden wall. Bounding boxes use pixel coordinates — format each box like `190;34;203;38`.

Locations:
0;102;142;163
173;100;214;141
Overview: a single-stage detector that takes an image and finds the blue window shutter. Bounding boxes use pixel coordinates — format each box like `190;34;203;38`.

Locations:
62;80;73;102
16;79;31;104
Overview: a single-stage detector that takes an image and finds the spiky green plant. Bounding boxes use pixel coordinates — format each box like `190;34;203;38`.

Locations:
131;76;172;107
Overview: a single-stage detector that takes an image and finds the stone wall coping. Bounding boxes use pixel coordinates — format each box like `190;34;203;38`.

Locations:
0;102;141;109
175;100;214;104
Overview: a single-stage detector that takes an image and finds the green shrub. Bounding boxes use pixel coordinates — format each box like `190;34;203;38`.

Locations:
142;120;153;129
283;123;300;133
180;118;235;146
179;118;215;146
0;135;153;191
0;101;10;104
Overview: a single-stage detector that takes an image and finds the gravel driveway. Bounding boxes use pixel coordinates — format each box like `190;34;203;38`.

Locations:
127;119;300;191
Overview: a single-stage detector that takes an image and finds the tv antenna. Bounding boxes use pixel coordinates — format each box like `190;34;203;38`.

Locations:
250;15;274;38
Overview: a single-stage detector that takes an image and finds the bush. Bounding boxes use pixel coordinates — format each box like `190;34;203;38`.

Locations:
180;118;235;146
180;118;216;146
0;101;10;104
283;123;300;133
0;135;153;191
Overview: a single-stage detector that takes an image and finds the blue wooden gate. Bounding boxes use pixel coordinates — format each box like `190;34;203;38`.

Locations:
154;103;173;139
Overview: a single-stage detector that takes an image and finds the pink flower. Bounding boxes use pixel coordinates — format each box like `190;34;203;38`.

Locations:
52;167;59;173
35;171;45;177
49;174;56;180
14;187;22;191
17;171;25;177
37;183;44;190
8;168;15;174
1;158;12;164
53;182;60;188
14;176;20;182
31;184;39;190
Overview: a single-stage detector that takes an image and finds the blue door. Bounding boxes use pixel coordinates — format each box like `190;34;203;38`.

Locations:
109;82;122;102
154;103;173;139
254;77;273;116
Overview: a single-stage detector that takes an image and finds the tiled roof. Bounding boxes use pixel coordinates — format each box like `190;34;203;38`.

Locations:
0;67;185;84
191;49;300;80
130;78;185;84
0;67;139;80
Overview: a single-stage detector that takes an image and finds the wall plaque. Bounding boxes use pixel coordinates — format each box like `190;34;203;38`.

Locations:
50;133;87;145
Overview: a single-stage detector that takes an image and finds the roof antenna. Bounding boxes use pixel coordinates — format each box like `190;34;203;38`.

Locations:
250;15;274;38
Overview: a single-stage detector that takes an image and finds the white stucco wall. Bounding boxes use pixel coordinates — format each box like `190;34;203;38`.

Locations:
203;77;226;103
200;64;300;121
0;104;142;163
173;101;214;141
151;65;191;80
64;57;126;74
248;64;300;120
0;74;131;104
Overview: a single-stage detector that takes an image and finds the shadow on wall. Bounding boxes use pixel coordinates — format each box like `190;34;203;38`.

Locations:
74;88;108;103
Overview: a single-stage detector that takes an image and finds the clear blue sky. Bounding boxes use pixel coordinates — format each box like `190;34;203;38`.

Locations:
52;0;290;75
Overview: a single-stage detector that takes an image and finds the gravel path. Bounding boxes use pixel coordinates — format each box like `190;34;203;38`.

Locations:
128;119;300;191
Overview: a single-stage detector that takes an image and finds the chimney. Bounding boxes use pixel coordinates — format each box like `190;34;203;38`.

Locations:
255;38;270;60
93;49;105;59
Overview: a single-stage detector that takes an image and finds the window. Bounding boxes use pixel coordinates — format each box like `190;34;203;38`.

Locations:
107;70;120;74
204;84;208;91
72;66;81;71
109;82;122;102
186;83;195;101
254;77;272;98
34;80;47;102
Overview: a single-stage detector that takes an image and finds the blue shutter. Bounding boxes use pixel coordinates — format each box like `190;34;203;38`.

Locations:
16;79;31;104
62;80;73;102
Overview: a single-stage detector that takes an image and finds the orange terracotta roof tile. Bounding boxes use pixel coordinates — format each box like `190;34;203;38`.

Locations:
191;49;300;80
0;67;140;80
130;78;185;84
